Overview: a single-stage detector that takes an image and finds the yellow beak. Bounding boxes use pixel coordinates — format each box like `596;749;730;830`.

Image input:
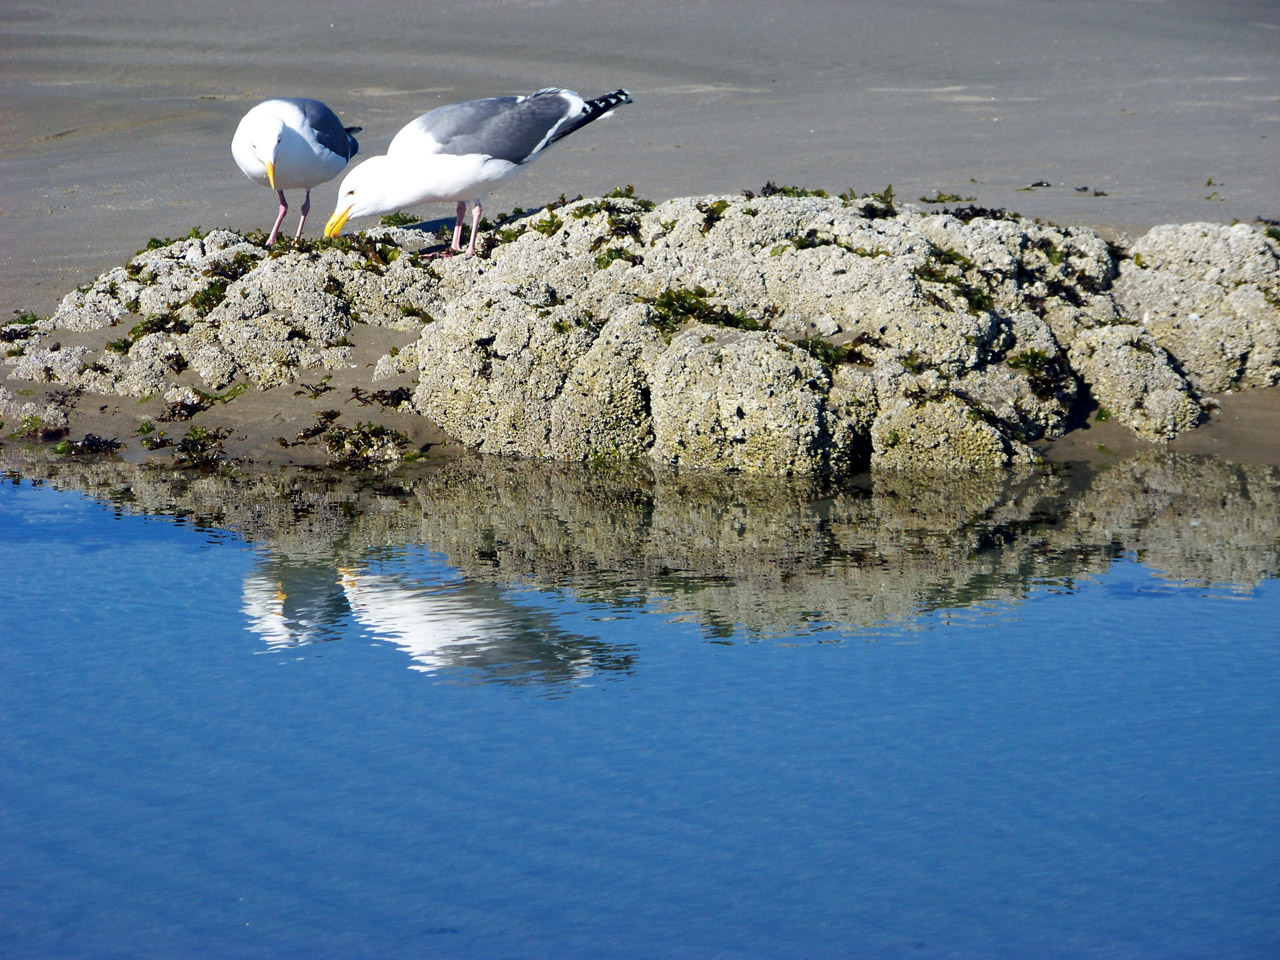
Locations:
324;205;354;238
265;160;276;190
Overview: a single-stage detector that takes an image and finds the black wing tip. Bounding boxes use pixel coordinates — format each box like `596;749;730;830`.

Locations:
584;89;634;115
344;125;363;135
596;88;633;106
531;86;633;106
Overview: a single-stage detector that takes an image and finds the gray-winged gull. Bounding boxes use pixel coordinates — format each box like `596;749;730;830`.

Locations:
233;98;361;245
323;87;632;254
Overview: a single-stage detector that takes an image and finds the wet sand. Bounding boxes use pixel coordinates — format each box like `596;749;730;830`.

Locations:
2;0;1278;462
1039;383;1280;468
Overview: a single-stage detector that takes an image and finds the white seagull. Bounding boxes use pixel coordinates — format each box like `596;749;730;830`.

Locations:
324;87;632;254
233;98;361;245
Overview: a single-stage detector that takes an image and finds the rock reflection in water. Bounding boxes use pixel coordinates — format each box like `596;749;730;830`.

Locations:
3;448;1277;680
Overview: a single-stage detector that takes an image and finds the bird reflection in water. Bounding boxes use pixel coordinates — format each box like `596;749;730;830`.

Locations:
242;557;635;686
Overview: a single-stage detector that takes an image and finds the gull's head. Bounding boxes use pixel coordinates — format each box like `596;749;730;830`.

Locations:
325;156;397;237
233;109;287;189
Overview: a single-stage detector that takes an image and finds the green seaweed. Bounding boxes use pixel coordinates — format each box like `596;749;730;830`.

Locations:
7;415;52;440
347;386;412;408
490;223;530;246
932;247;975;270
913;246;993;315
173;425;229;467
283;409;341;446
696;199;731;234
938;204;1019;224
379;211;422;226
294;377;334;400
128;313;190;339
839;185;896;219
296;233;402;271
1;324;38;345
753;182;829;199
603;184;656;211
1006;349;1049;374
642;286;765;336
138;226;205;256
581;206;642;251
324;420;413;465
794;336;873;368
399;305;435;322
192;382;248;406
189;279;228;317
204;251;260;283
158;394;209;422
1036;238;1066;266
1006;349;1064;399
773;229;890;258
595;247;643;270
533;211;564;236
54;434;121;456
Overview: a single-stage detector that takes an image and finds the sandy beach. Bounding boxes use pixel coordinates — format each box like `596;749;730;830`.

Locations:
2;0;1278;463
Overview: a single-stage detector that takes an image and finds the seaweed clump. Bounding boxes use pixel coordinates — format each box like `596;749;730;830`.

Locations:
173;425;230;468
642;286;768;337
913;246;994;315
53;434;122;456
749;182;829;199
324;421;419;466
840;185;897;220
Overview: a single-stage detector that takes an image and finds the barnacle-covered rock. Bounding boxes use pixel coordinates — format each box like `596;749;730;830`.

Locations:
6;197;1274;474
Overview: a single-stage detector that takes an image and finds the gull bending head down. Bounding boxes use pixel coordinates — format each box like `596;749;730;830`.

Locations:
324;87;633;255
233;98;361;245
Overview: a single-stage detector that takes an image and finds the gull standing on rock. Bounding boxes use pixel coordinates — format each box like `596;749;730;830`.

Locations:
324;87;633;255
233;98;361;245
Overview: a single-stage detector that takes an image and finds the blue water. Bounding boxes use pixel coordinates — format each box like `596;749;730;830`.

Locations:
1;474;1277;959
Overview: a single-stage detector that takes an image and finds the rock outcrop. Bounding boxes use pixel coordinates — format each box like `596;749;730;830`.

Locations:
1111;222;1280;394
4;193;1277;476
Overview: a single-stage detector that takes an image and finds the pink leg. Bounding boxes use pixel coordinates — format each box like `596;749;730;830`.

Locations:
267;191;288;245
465;198;483;256
451;201;467;251
294;189;312;241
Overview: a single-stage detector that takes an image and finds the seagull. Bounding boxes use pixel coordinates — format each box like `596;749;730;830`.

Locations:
323;87;632;255
233;98;361;245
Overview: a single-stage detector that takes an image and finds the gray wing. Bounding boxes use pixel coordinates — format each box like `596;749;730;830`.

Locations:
403;90;578;165
289;97;359;160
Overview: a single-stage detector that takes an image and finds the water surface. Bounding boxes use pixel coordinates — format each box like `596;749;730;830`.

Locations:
1;451;1277;958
